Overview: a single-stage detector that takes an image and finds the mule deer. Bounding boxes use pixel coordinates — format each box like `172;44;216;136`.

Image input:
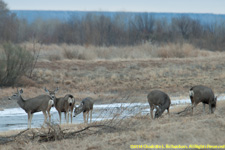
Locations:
189;85;217;114
147;90;171;119
10;89;54;128
44;87;75;124
73;97;94;123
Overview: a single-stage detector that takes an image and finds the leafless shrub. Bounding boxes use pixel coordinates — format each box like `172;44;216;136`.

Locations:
63;45;97;60
0;42;34;86
27;39;42;78
38;122;64;142
63;48;80;59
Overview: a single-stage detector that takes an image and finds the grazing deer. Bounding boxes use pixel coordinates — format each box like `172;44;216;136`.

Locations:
73;97;94;123
44;87;75;124
189;85;217;114
9;89;54;128
147;90;171;119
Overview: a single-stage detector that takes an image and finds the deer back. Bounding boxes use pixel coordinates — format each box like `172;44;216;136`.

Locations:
189;85;216;105
19;95;52;113
81;97;94;112
147;90;171;109
54;94;74;112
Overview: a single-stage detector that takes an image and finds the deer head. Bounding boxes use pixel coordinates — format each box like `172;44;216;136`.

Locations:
73;103;83;117
9;89;23;100
44;87;59;100
155;106;162;118
211;96;217;113
68;97;74;106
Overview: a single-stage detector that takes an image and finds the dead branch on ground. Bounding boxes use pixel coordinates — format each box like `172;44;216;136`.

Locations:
176;105;192;116
0;123;118;144
0;129;29;145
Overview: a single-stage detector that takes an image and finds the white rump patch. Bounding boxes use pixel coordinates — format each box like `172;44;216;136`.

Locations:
189;90;194;97
68;97;73;104
48;100;54;106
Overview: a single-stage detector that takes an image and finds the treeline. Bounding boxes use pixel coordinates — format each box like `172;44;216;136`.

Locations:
1;0;225;51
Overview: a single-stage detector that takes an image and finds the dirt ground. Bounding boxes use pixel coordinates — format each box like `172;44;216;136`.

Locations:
1;51;225;149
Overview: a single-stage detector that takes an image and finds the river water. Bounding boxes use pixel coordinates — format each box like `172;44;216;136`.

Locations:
0;96;224;132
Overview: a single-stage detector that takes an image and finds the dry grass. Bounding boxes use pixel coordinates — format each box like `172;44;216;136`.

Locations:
1;48;225;108
1;100;225;150
156;43;212;58
21;42;219;61
32;55;225;95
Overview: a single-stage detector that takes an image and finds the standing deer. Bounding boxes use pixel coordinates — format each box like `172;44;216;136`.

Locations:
189;85;217;114
44;87;75;124
147;90;171;119
73;97;94;123
9;89;54;128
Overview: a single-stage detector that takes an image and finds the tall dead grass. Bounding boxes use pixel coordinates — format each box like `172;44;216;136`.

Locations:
156;43;208;58
22;42;216;61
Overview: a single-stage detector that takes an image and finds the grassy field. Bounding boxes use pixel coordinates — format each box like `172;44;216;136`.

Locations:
0;43;225;149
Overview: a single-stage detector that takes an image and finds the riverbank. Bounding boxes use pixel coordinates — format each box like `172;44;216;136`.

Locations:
1;99;225;150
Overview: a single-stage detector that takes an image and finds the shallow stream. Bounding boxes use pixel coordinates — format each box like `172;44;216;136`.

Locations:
0;96;224;132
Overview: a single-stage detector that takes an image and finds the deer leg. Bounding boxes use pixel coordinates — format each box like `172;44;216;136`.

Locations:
27;112;31;128
27;113;30;128
46;103;52;122
58;112;62;124
167;108;170;115
43;111;47;126
47;110;51;122
71;106;74;123
90;110;92;123
30;113;33;128
64;112;66;120
66;111;69;124
64;112;67;123
70;111;73;124
68;111;70;123
150;105;154;119
83;112;86;123
209;104;212;114
191;103;195;115
203;103;206;114
86;111;89;123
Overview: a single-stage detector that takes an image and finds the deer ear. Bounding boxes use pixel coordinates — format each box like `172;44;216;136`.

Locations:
54;87;59;93
44;87;49;93
215;96;217;101
20;89;23;94
155;106;161;112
